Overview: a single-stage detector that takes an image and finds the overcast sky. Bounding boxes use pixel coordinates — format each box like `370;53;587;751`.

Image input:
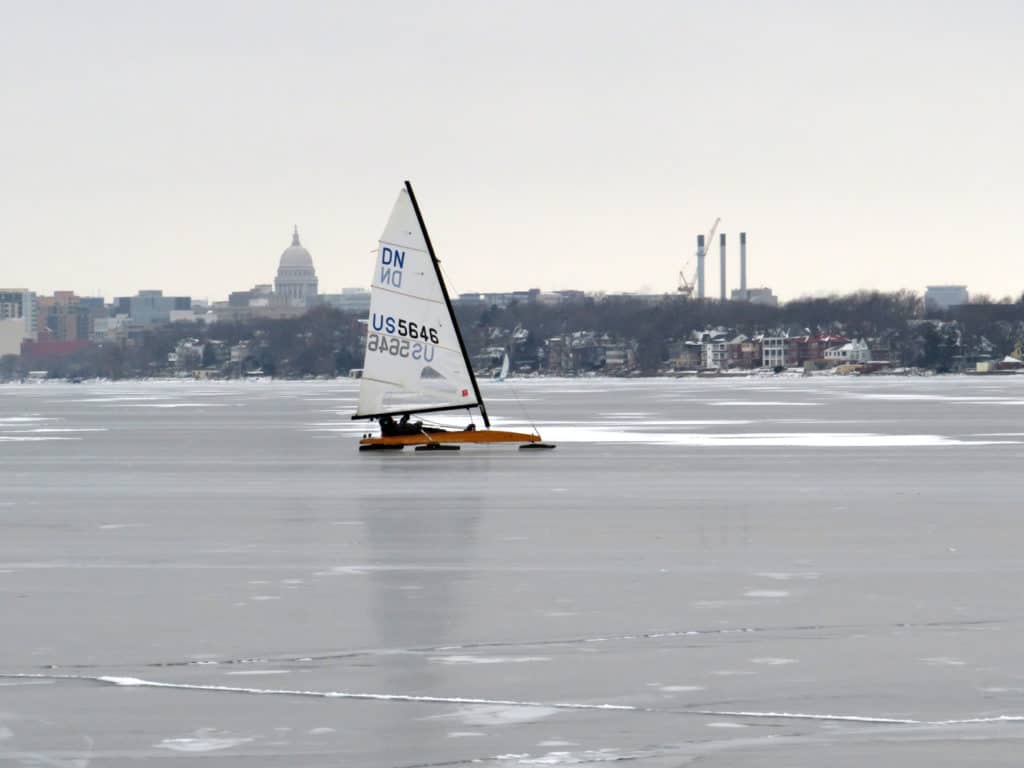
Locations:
2;0;1022;301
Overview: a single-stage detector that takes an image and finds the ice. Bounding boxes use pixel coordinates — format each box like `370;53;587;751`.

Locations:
7;377;1024;764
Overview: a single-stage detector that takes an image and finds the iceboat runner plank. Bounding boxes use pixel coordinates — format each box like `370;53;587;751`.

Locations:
359;429;540;447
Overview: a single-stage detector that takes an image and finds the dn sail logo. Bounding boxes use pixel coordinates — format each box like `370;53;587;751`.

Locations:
380;247;404;288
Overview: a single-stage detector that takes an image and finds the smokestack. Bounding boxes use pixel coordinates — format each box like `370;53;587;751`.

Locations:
719;233;727;301
696;235;705;299
740;232;747;292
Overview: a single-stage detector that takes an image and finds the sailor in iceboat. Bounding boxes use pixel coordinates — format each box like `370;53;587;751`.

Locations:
378;413;457;437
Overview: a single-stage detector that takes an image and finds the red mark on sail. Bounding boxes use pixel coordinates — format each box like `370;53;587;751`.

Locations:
461;389;468;397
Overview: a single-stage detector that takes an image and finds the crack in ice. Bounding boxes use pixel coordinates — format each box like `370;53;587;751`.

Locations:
3;673;1024;728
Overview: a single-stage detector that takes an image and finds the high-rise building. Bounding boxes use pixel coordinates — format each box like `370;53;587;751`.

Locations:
113;290;191;327
0;289;37;356
0;289;37;330
925;285;968;311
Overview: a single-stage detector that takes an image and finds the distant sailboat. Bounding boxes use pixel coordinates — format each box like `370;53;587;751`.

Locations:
353;182;553;452
495;352;510;382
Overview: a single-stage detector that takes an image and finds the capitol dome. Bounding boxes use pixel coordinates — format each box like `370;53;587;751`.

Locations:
275;226;319;305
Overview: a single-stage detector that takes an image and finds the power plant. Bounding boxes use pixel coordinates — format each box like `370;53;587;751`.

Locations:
739;231;747;292
677;226;776;306
719;233;727;302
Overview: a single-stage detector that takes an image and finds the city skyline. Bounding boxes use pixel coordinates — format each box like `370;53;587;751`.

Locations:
3;1;1023;301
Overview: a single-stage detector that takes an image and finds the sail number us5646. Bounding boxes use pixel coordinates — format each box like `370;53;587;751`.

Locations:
371;313;439;344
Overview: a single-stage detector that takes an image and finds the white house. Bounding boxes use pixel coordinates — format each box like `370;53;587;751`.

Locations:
824;339;871;363
761;336;788;368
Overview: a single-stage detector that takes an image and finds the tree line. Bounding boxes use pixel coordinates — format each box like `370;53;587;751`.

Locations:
4;291;1024;379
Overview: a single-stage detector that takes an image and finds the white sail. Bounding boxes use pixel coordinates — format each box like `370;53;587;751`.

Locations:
354;186;479;418
496;352;510;382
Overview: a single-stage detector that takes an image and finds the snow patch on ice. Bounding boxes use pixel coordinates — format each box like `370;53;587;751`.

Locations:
706;721;748;728
101;676;146;686
756;571;819;581
156;730;253;752
0;436;79;441
430;655;551;666
318;565;373;576
710;401;818;407
441;705;558;726
126;402;228;408
3;427;106;433
225;670;289;676
70;396;159;403
537;427;1005;448
658;685;704;692
922;657;966;666
497;749;646;764
447;731;485;738
744;590;790;598
750;657;798;666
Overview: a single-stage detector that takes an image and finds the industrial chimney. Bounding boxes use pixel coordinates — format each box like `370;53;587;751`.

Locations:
739;232;747;293
697;235;706;299
719;233;727;301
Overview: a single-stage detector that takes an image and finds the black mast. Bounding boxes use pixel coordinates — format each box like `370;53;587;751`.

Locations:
404;180;490;429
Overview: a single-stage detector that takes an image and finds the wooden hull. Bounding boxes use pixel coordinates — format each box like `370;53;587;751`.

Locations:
359;429;541;449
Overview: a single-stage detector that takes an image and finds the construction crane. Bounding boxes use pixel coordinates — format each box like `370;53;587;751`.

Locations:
678;216;721;297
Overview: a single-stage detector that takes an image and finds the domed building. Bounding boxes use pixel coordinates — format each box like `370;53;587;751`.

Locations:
274;226;319;306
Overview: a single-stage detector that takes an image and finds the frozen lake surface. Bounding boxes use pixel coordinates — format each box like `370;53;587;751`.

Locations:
4;375;1024;765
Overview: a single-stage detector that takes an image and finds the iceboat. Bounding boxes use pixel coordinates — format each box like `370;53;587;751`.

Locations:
495;352;510;382
353;182;554;452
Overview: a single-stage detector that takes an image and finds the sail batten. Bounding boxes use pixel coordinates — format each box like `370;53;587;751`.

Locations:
373;284;446;305
354;183;483;420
